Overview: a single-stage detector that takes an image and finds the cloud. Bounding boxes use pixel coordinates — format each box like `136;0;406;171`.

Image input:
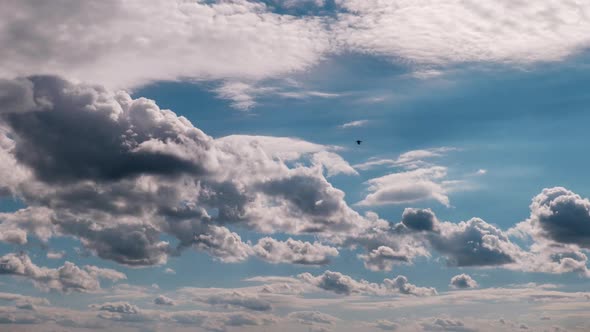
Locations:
334;0;590;65
0;76;368;266
0;253;125;293
198;292;272;312
431;218;521;267
312;151;359;177
339;120;369;129
401;208;439;232
354;147;455;171
358;246;413;272
298;270;437;296
98;302;140;315
192;225;253;263
527;187;590;248
154;295;175;306
420;317;477;332
45;251;65;260
394;208;522;267
449;274;479;289
288;311;338;325
0;0;330;89
383;276;438;297
369;319;399;331
213;81;277;111
357;166;452;207
253;237;338;265
218;136;356;177
0;292;49;307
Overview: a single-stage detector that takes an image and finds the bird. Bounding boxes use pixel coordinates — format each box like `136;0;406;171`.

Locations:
356;140;362;145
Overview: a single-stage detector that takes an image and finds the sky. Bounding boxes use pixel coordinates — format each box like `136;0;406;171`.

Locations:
1;1;590;331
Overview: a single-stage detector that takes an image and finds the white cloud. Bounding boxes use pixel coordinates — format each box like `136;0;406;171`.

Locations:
312;151;358;177
354;147;456;171
298;270;437;296
357;166;452;207
46;251;65;260
253;237;339;265
339;120;369;129
0;253;126;293
335;0;590;65
0;0;331;89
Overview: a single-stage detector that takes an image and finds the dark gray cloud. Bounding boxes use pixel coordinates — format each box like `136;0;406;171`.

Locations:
449;274;478;289
528;187;590;248
401;208;438;232
1;76;203;184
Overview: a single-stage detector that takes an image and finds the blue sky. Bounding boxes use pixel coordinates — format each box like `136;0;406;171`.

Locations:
1;1;590;332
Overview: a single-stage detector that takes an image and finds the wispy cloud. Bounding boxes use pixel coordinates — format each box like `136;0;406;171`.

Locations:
339;120;369;129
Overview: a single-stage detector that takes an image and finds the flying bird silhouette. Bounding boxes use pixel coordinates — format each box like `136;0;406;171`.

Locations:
356;140;362;145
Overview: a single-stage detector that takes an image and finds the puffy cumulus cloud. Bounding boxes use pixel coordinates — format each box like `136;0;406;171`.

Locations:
527;187;590;248
298;270;437;296
449;274;479;289
506;187;590;276
217;135;355;178
253;237;338;265
0;227;26;245
357;166;452;207
298;270;380;295
192;225;252;263
0;253;126;293
0;207;56;244
420;317;477;332
383;276;438;297
431;218;521;267
0;76;369;266
0;0;330;89
358;245;421;272
97;302;140;315
154;295;176;306
393;208;522;268
401;208;439;232
198;292;273;312
335;0;590;65
288;311;338;325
